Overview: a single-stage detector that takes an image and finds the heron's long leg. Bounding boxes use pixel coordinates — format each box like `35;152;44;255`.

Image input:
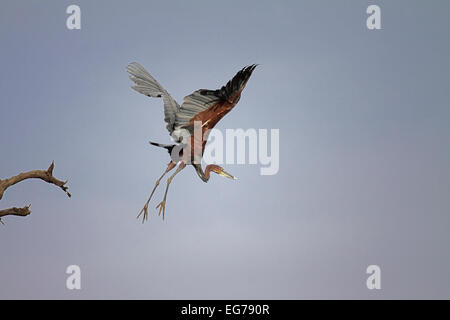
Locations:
137;161;176;223
156;162;186;220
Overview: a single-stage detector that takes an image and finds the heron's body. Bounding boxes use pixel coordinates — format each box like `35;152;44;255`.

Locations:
127;63;257;221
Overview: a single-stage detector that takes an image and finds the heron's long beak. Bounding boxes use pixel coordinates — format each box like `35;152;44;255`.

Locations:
217;168;237;180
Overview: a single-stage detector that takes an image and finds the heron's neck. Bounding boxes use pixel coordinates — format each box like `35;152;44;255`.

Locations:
194;164;209;182
194;164;219;183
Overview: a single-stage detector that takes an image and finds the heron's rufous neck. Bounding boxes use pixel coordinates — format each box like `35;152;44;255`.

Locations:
194;164;222;183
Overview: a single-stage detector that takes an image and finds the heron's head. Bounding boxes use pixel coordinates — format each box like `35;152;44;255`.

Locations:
211;165;237;180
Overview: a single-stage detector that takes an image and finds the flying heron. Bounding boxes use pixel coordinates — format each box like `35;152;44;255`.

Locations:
126;62;257;222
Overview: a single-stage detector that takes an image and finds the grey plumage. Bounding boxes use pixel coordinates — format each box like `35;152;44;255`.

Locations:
126;62;180;133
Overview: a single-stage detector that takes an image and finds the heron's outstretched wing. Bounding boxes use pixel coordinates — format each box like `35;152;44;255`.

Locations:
126;62;180;134
173;64;257;143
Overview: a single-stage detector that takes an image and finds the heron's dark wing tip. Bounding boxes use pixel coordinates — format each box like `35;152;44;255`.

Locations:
218;64;258;99
244;64;259;72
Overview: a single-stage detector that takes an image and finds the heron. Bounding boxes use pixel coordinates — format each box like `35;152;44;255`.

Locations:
126;62;257;222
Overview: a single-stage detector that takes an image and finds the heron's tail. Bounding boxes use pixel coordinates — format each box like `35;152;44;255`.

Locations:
149;141;176;154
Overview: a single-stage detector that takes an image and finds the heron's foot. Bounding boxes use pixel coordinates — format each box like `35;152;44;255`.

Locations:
156;200;166;220
137;200;150;223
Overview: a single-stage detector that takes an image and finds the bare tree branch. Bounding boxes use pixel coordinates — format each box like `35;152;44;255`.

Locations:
0;162;70;223
0;205;31;218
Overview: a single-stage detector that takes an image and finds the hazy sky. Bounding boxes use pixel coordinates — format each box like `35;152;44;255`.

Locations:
1;0;449;299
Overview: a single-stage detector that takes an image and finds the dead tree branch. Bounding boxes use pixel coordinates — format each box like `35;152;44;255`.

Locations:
0;162;70;223
0;205;31;218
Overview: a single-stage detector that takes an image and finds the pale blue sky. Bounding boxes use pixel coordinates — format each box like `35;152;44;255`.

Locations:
1;0;449;299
